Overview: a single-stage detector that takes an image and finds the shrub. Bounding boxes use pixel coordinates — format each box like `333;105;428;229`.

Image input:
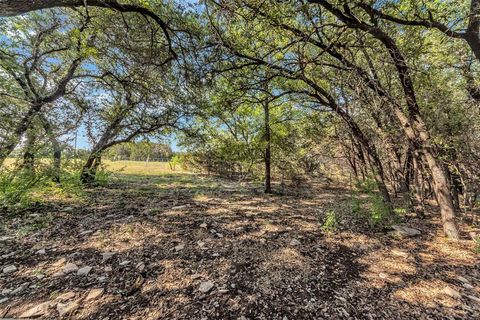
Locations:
321;209;338;233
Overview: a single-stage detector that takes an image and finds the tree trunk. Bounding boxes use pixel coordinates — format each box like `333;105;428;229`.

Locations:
80;153;101;184
22;129;37;172
0;103;42;167
263;98;272;194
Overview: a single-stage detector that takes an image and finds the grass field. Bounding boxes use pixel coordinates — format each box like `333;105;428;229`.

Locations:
2;158;190;176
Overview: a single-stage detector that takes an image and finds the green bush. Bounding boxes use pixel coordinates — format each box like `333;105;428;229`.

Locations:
350;178;396;229
321;209;338;233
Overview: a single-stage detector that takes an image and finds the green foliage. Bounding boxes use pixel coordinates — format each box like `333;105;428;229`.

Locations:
350;178;396;229
321;210;338;233
474;237;480;254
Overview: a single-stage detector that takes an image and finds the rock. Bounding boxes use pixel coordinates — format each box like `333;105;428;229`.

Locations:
0;297;9;304
97;276;107;282
56;300;80;316
19;301;50;318
378;273;389;279
63;263;79;274
197;241;206;248
442;286;461;299
218;288;229;294
36;248;46;255
0;236;14;242
136;262;145;271
391;249;408;257
55;292;76;302
391;225;421;238
290;239;301;246
53;257;67;266
104;266;112;272
3;265;17;274
200;223;208;228
259;238;266;244
77;266;92;276
457;276;470;284
174;243;185;251
467;295;480;304
101;252;115;262
79;229;94;235
172;205;187;210
1;288;12;295
198;281;215;293
11;282;29;295
463;283;474;290
85;288;104;302
119;260;130;266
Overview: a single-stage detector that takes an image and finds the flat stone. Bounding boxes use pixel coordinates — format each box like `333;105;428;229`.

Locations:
85;288;104;302
442;286;461;299
55;291;76;302
290;239;301;246
101;252;115;262
97;276;107;282
0;297;9;304
36;248;46;255
467;295;480;304
174;243;185;251
136;262;145;271
198;281;214;293
53;258;67;266
1;288;12;295
200;223;208;228
56;300;80;316
104;266;112;272
463;283;474;290
63;263;79;274
79;230;94;235
19;301;50;318
3;265;17;274
119;260;130;266
77;266;92;276
0;236;14;242
457;276;470;284
172;205;187;210
391;225;421;238
378;273;389;279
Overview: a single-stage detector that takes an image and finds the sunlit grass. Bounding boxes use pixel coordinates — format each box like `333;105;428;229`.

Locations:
103;160;190;176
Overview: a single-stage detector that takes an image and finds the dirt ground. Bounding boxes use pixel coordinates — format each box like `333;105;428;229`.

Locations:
0;172;479;319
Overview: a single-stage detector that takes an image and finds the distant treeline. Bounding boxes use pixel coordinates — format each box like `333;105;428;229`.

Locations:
104;141;173;161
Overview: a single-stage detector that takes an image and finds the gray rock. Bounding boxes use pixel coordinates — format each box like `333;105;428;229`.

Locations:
290;239;301;246
467;295;480;304
174;243;185;251
36;248;46;255
3;265;17;274
391;225;422;238
0;297;9;304
119;260;131;266
63;263;79;274
457;276;470;284
1;288;12;295
200;222;208;228
77;266;92;276
198;280;214;293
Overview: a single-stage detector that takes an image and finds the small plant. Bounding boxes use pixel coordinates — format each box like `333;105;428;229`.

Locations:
321;210;338;233
475;237;480;254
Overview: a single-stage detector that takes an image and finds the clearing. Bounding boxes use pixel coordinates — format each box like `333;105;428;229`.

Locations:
0;164;479;319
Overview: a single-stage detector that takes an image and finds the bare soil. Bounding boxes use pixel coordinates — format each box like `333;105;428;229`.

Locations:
0;173;479;319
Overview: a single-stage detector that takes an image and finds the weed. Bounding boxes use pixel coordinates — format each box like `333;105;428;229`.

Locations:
321;210;338;233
